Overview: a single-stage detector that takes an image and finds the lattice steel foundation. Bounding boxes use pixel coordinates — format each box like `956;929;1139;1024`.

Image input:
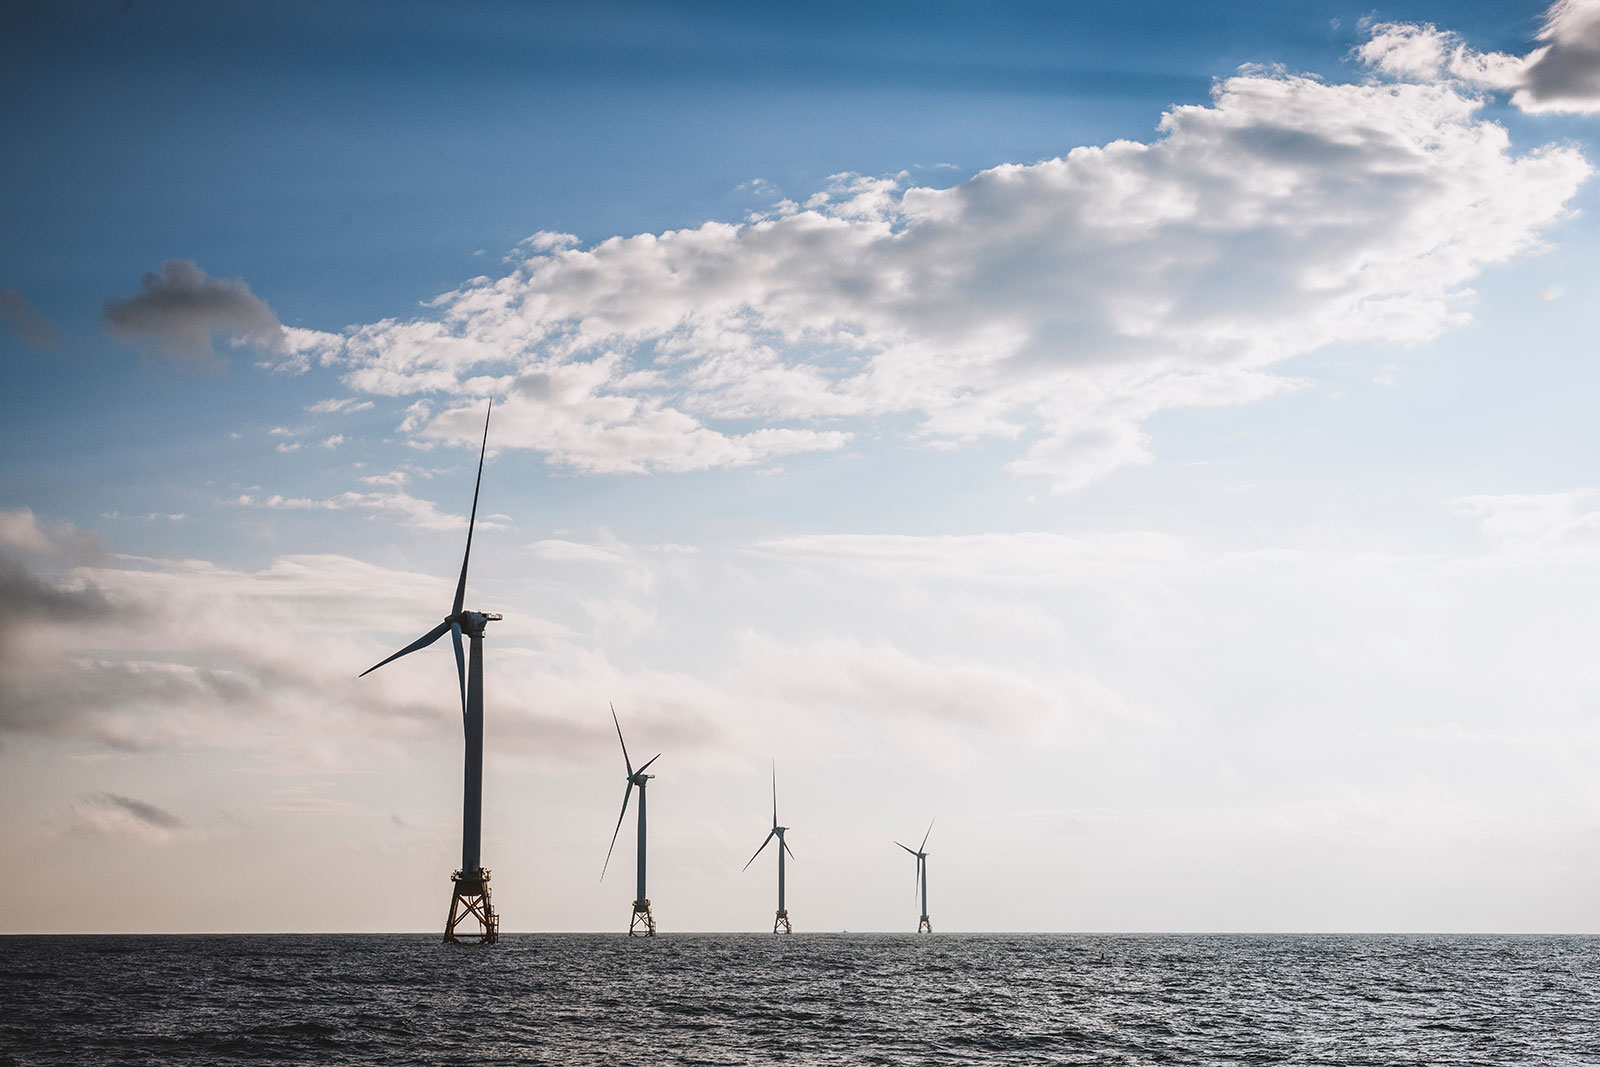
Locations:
918;914;933;934
444;868;499;944
773;908;792;934
630;899;656;937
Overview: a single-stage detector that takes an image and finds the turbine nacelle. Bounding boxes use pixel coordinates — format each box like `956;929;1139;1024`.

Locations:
455;610;503;638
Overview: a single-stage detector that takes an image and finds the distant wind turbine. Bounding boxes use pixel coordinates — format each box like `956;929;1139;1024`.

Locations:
601;704;661;936
743;761;795;934
896;820;935;934
359;400;501;945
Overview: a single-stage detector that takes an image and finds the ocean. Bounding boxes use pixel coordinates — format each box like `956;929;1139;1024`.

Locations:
2;933;1596;1065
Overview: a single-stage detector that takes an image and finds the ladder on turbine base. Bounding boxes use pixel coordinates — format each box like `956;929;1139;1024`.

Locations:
773;909;792;934
918;914;933;934
444;868;499;944
630;899;656;937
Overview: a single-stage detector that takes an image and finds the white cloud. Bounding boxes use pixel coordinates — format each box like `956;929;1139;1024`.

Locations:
237;488;505;531
728;633;1056;737
306;397;375;414
1454;488;1600;556
528;538;635;567
752;530;1189;585
1358;1;1600;115
278;65;1588;489
0;507;100;558
1355;21;1525;88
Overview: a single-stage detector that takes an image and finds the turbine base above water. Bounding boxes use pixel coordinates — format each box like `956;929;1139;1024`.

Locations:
630;898;656;937
773;908;792;935
918;914;933;934
444;867;499;944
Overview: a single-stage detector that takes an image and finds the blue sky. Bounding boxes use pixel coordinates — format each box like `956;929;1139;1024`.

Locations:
5;0;1600;933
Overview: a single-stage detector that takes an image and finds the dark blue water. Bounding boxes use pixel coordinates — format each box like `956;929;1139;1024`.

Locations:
2;934;1597;1065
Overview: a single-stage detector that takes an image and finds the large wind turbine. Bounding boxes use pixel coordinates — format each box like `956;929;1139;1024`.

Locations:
359;400;501;945
743;762;795;934
896;820;934;934
601;704;661;936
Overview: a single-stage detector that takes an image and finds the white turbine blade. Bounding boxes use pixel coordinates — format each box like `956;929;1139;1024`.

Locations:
919;818;935;853
358;619;451;677
636;753;661;775
895;841;918;857
783;838;795;861
742;828;777;872
600;781;635;881
771;759;778;828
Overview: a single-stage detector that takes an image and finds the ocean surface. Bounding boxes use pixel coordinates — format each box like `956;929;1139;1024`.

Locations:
2;933;1597;1065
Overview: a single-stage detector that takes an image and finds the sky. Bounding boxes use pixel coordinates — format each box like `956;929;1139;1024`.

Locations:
5;0;1600;934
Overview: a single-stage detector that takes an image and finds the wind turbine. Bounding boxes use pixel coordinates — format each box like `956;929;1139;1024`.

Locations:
359;400;501;945
601;704;661;936
896;820;935;934
742;762;795;934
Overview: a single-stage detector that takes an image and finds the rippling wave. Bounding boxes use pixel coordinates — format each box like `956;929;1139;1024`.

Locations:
3;934;1597;1065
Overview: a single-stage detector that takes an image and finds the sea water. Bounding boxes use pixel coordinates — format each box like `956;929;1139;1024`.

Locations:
3;933;1597;1065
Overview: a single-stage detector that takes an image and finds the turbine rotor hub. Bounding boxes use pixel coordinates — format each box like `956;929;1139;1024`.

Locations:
453;610;502;637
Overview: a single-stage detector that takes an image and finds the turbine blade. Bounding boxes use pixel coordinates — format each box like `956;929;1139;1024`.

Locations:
920;818;934;853
611;703;632;777
742;829;777;872
452;399;492;617
771;759;778;829
636;753;661;775
601;781;635;882
358;620;452;677
450;622;466;719
896;841;918;857
783;838;795;861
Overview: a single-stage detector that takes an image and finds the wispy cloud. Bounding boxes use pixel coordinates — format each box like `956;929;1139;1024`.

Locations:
1453;488;1600;556
69;792;187;842
306;397;374;415
232;488;506;531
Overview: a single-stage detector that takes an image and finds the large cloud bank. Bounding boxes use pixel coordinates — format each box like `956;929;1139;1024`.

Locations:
278;44;1591;489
